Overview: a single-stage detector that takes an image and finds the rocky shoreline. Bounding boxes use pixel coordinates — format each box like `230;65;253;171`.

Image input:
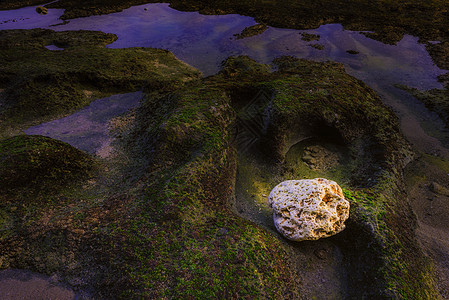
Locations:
0;30;440;296
1;1;449;298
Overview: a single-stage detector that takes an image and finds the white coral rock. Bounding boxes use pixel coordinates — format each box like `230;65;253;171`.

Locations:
268;178;349;241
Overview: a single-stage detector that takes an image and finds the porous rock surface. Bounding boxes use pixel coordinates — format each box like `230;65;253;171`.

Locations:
268;178;349;241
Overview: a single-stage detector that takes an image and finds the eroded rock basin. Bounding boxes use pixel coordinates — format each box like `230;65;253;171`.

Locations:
235;138;353;298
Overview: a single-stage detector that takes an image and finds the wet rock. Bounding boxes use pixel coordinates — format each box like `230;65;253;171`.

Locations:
36;6;48;15
0;269;76;299
429;182;449;197
301;145;339;171
314;248;328;260
0;135;95;193
268;178;350;241
300;33;320;42
234;24;268;39
309;44;325;50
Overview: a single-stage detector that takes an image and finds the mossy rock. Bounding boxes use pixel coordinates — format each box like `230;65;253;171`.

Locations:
0;55;438;298
35;6;48;14
112;77;301;298
0;0;47;10
233;24;268;39
0;29;118;50
0;29;201;132
219;55;270;77
300;32;320;42
0;135;94;193
112;56;433;298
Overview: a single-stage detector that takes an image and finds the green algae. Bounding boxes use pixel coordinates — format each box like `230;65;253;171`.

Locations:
0;29;201;135
154;56;435;298
234;24;268;40
219;56;435;298
0;135;95;194
0;0;47;10
0;53;439;298
104;83;301;298
0;0;444;296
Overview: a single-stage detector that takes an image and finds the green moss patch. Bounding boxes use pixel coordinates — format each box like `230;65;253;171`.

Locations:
0;135;94;194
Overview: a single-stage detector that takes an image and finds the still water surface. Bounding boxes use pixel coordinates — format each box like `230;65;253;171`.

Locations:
1;3;448;155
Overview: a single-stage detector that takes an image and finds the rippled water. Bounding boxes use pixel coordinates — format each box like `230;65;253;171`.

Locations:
1;3;448;155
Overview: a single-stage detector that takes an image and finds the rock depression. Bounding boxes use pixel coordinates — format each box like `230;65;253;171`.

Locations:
268;178;349;241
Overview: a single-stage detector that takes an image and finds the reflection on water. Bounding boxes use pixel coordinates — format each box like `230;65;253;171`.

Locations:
24;92;142;157
0;2;446;86
41;4;445;88
1;3;448;155
1;3;444;85
45;44;64;50
0;5;64;29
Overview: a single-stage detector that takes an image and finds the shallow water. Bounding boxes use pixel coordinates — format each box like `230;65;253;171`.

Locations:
45;44;64;50
0;4;64;29
1;3;444;84
24;92;142;156
1;3;448;156
49;4;446;87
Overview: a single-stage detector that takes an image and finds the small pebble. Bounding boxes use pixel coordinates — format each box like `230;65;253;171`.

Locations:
314;248;327;260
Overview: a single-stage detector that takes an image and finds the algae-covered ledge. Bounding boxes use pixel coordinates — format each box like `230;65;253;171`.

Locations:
0;29;440;298
0;29;201;136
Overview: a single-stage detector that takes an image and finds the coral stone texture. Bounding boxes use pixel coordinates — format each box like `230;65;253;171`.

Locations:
268;178;349;241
